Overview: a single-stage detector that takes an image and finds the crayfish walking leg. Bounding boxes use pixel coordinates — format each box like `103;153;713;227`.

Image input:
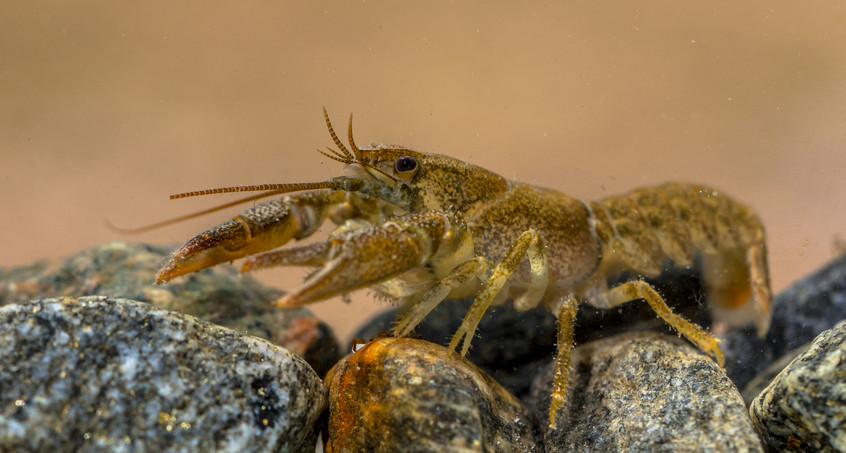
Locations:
448;229;549;356
394;257;491;337
602;280;724;365
547;280;724;429
550;295;579;429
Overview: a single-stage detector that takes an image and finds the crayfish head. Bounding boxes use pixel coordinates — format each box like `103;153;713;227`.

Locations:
355;147;511;215
321;108;510;215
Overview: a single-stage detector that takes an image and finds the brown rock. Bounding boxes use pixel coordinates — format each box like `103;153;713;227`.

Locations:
325;337;539;452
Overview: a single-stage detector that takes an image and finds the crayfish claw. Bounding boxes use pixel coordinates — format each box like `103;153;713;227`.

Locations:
241;242;331;273
273;223;432;307
273;213;451;307
156;219;252;283
156;192;346;284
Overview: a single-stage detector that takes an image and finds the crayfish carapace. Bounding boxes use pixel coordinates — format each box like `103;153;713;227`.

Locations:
153;108;772;427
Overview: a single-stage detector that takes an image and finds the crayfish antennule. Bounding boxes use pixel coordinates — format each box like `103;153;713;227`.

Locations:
347;113;362;160
318;147;352;164
322;106;354;161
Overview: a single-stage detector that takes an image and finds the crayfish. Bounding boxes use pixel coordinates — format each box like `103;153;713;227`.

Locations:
152;109;772;427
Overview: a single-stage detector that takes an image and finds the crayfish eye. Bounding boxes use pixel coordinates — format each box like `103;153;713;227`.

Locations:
394;156;418;180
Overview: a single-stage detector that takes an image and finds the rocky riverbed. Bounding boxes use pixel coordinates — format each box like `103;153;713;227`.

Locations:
1;242;844;452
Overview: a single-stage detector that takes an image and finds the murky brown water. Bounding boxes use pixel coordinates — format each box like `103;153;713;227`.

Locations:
3;2;845;342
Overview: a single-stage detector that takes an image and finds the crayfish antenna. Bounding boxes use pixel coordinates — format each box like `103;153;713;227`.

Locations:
168;181;340;200
107;181;342;235
104;190;286;234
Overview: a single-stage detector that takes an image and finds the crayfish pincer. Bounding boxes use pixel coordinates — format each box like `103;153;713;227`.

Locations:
154;108;772;428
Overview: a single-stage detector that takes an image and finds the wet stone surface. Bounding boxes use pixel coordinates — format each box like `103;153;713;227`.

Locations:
1;242;844;452
0;241;340;375
0;297;325;453
750;320;846;452
529;331;763;452
324;337;540;452
355;299;558;401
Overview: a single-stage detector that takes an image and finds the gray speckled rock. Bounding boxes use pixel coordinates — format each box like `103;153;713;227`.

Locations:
325;337;540;452
0;241;340;375
0;297;325;453
750;320;846;452
530;331;762;452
